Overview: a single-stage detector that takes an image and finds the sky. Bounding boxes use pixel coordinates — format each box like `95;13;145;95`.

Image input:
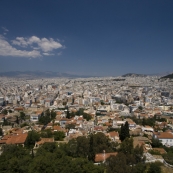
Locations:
0;0;173;76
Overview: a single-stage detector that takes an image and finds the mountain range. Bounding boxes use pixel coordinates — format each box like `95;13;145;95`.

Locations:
122;73;147;77
0;71;93;79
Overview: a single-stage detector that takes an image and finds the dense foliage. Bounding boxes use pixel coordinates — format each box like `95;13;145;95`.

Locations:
39;109;56;125
66;108;92;121
0;132;163;173
0;144;104;173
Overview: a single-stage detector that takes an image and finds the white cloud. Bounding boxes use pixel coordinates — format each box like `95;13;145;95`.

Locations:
57;51;62;56
11;37;28;47
0;35;41;58
1;27;9;32
42;52;54;56
38;37;62;52
0;35;64;58
12;36;63;52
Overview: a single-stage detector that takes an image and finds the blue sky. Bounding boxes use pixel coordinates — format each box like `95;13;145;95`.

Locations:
0;0;173;76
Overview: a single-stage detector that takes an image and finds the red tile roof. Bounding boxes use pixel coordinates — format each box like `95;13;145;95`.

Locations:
154;132;173;139
5;133;28;144
95;152;118;162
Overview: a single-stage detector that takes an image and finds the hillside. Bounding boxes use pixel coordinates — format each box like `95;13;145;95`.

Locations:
161;73;173;79
122;73;147;77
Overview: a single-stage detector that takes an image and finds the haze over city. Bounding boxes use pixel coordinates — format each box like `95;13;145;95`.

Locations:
0;0;173;76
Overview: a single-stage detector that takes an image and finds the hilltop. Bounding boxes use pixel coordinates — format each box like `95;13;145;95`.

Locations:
161;73;173;79
122;73;147;77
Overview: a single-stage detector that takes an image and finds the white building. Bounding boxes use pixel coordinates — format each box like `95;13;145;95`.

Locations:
153;132;173;147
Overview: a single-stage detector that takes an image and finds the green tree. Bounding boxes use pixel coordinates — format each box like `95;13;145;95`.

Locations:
3;118;11;125
40;129;53;138
0;128;3;136
147;162;161;173
88;132;114;161
151;137;162;148
50;110;56;120
8;109;12;113
36;142;57;154
76;136;90;158
25;130;40;148
83;112;92;121
0;145;31;173
66;109;71;119
66;123;75;130
138;106;143;110
63;101;67;106
39;113;51;125
163;152;173;165
20;122;29;128
120;121;130;141
100;100;105;105
2;109;8;115
120;138;144;165
54;131;65;141
133;144;144;163
120;137;134;155
133;163;146;173
16;116;19;124
106;153;132;173
29;152;56;173
20;112;26;120
142;118;146;126
68;138;78;157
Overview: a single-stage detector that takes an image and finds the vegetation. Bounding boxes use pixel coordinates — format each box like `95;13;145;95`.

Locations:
39;109;56;125
54;131;65;141
0;131;163;173
131;116;157;127
0;144;104;173
105;137;162;173
147;162;162;173
100;100;105;105
151;137;163;148
20;112;26;121
2;109;8;115
119;121;130;141
20;122;29;128
67;108;92;121
163;152;173;165
25;130;40;149
138;106;143;110
0;128;3;136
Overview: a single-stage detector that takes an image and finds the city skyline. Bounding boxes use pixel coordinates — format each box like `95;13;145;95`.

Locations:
0;0;173;76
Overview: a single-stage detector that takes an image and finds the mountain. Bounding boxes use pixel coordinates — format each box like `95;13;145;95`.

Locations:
160;73;173;79
0;71;93;79
122;73;147;77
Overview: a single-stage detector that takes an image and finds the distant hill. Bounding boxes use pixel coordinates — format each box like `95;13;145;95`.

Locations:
0;71;93;79
122;73;147;77
161;73;173;79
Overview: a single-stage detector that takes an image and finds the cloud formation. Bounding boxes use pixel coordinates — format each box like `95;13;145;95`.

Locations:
12;36;63;52
1;27;9;32
0;35;41;58
1;27;9;35
0;35;63;58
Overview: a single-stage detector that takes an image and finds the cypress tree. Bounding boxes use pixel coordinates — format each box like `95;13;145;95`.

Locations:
120;121;130;141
